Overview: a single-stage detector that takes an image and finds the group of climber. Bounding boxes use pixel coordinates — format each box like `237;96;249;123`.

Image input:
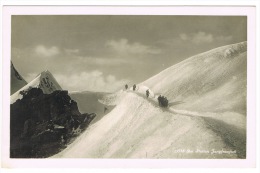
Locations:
157;95;169;107
125;84;150;98
124;84;168;107
125;84;137;91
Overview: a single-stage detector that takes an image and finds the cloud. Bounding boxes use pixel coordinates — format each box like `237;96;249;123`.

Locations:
75;56;128;66
191;32;213;44
216;35;233;42
179;33;188;41
25;72;38;81
35;45;60;57
65;48;79;54
55;70;129;92
62;46;129;66
106;38;161;55
179;32;213;44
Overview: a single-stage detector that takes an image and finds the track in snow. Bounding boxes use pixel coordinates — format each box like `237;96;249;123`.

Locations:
126;91;246;158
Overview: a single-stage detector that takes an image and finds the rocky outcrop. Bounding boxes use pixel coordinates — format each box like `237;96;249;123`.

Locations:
10;88;96;158
11;62;27;94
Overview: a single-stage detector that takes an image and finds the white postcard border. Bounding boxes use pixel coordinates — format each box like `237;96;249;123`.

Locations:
1;5;257;169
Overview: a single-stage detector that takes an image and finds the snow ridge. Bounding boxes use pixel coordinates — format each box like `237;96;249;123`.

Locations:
141;41;247;114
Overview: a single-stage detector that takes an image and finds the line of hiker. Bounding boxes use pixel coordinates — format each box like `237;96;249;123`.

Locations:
125;84;137;92
125;84;147;95
124;84;168;107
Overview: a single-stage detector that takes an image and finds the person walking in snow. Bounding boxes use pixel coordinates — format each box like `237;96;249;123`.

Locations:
146;89;150;98
158;95;162;106
158;95;169;107
133;84;136;91
125;84;128;90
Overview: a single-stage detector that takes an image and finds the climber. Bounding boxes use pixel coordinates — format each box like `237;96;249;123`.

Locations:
146;89;150;98
158;95;162;106
133;84;136;91
125;84;128;90
158;95;169;107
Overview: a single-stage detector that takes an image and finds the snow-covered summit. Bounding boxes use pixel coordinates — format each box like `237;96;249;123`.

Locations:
141;41;247;113
11;70;62;104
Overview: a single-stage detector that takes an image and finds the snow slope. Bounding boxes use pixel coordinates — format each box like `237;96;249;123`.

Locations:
54;42;247;158
54;92;240;158
11;70;62;104
142;41;247;114
11;62;27;94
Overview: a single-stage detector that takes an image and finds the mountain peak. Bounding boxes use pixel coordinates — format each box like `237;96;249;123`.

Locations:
11;69;62;104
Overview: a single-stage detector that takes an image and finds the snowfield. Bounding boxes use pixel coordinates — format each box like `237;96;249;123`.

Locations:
53;41;247;159
54;92;239;158
142;41;246;114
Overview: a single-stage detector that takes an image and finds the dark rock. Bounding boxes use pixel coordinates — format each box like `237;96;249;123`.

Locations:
10;87;96;158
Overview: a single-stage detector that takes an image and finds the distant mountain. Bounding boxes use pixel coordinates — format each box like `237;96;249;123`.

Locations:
69;91;114;125
11;70;62;104
11;62;27;94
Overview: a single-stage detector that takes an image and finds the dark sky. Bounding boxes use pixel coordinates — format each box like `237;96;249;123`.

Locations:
11;15;247;92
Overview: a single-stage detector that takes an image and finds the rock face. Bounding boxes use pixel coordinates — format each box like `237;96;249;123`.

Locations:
11;62;27;94
10;88;96;158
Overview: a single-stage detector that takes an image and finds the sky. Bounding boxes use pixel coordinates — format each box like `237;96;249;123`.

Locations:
11;15;247;92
